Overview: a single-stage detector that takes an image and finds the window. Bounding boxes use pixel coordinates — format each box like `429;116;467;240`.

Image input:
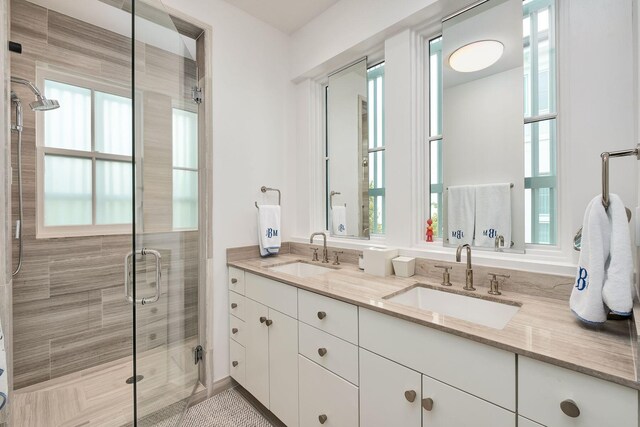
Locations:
428;37;443;239
524;0;557;245
368;63;385;235
172;108;198;229
427;0;557;245
39;75;133;234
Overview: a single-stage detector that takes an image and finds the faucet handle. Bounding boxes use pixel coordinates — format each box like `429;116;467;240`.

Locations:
487;272;510;295
310;247;319;262
434;265;452;287
332;251;343;266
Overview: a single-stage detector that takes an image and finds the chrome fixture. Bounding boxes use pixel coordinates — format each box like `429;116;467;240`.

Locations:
455;244;474;291
310;247;320;262
10;77;60;276
310;232;329;263
254;186;281;209
332;250;343;265
494;235;505;251
488;272;510;296
124;248;162;305
434;265;452;286
573;145;638;251
11;76;60;111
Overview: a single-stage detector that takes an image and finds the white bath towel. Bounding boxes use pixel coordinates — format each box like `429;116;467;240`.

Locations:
602;194;634;316
332;206;347;236
570;196;611;324
447;185;475;245
474;183;512;248
257;205;281;257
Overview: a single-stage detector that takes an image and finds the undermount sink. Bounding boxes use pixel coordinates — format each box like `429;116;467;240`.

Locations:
268;262;334;278
385;285;521;330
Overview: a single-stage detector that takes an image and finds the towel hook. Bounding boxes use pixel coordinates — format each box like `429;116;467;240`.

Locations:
255;186;281;209
601;145;640;209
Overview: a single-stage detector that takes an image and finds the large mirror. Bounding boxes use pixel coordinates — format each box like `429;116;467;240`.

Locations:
441;0;525;252
326;59;370;239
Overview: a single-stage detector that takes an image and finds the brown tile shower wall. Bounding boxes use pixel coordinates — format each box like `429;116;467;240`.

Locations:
10;0;199;389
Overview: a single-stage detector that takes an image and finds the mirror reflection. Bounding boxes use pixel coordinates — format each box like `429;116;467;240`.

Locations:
326;59;370;239
439;0;525;252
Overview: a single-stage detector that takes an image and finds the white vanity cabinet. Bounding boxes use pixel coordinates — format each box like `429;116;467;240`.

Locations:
228;267;640;427
360;348;423;427
519;356;638;427
233;272;299;427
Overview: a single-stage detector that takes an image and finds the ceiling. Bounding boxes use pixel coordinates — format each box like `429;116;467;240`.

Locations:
220;0;340;34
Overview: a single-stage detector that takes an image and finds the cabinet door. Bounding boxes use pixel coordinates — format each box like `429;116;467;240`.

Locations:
299;355;359;427
422;375;515;427
268;309;299;427
360;348;422;427
244;298;270;408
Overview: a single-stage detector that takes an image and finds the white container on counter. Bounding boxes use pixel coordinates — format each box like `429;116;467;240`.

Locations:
363;247;399;277
392;256;415;278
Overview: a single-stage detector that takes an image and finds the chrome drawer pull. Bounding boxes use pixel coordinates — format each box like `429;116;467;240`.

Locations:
422;398;434;411
404;390;417;403
560;399;580;418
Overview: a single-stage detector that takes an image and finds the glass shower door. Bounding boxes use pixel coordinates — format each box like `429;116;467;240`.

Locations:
129;0;202;424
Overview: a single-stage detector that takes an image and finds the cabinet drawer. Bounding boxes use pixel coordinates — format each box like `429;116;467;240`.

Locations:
299;355;359;427
422;375;515;427
518;356;638;427
229;291;245;320
228;267;245;295
229;314;245;346
229;339;246;387
299;322;358;385
246;273;297;318
359;308;515;411
298;289;358;344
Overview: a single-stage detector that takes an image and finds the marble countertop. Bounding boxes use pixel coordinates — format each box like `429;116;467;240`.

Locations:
229;254;639;390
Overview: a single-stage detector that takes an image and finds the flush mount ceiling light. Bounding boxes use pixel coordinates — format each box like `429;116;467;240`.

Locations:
449;40;504;72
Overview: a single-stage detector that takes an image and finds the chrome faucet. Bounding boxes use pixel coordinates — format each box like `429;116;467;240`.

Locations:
310;232;329;263
455;244;475;291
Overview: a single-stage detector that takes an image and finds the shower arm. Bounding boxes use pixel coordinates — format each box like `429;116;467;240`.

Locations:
10;76;44;98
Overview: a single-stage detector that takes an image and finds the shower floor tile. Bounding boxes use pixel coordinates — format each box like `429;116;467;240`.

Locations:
12;340;202;427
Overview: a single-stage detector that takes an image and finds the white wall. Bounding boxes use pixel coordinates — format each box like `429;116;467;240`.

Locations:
292;0;638;276
162;0;296;384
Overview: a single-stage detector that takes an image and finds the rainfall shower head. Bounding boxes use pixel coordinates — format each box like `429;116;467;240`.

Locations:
10;76;60;112
29;96;60;111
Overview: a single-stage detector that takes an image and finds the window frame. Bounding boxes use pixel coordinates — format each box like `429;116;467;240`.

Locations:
523;0;558;246
171;105;199;231
35;68;134;239
367;62;386;236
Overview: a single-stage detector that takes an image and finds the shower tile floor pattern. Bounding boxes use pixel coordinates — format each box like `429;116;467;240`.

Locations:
12;342;202;427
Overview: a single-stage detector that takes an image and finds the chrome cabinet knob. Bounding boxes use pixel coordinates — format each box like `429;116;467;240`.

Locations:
404;390;417;403
232;361;238;367
265;319;273;326
422;398;434;411
260;316;267;323
318;414;328;424
317;311;327;320
232;328;238;334
560;399;580;418
231;303;238;309
231;278;238;284
318;348;327;357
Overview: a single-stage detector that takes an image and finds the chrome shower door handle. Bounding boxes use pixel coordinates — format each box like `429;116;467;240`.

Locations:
124;248;163;305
